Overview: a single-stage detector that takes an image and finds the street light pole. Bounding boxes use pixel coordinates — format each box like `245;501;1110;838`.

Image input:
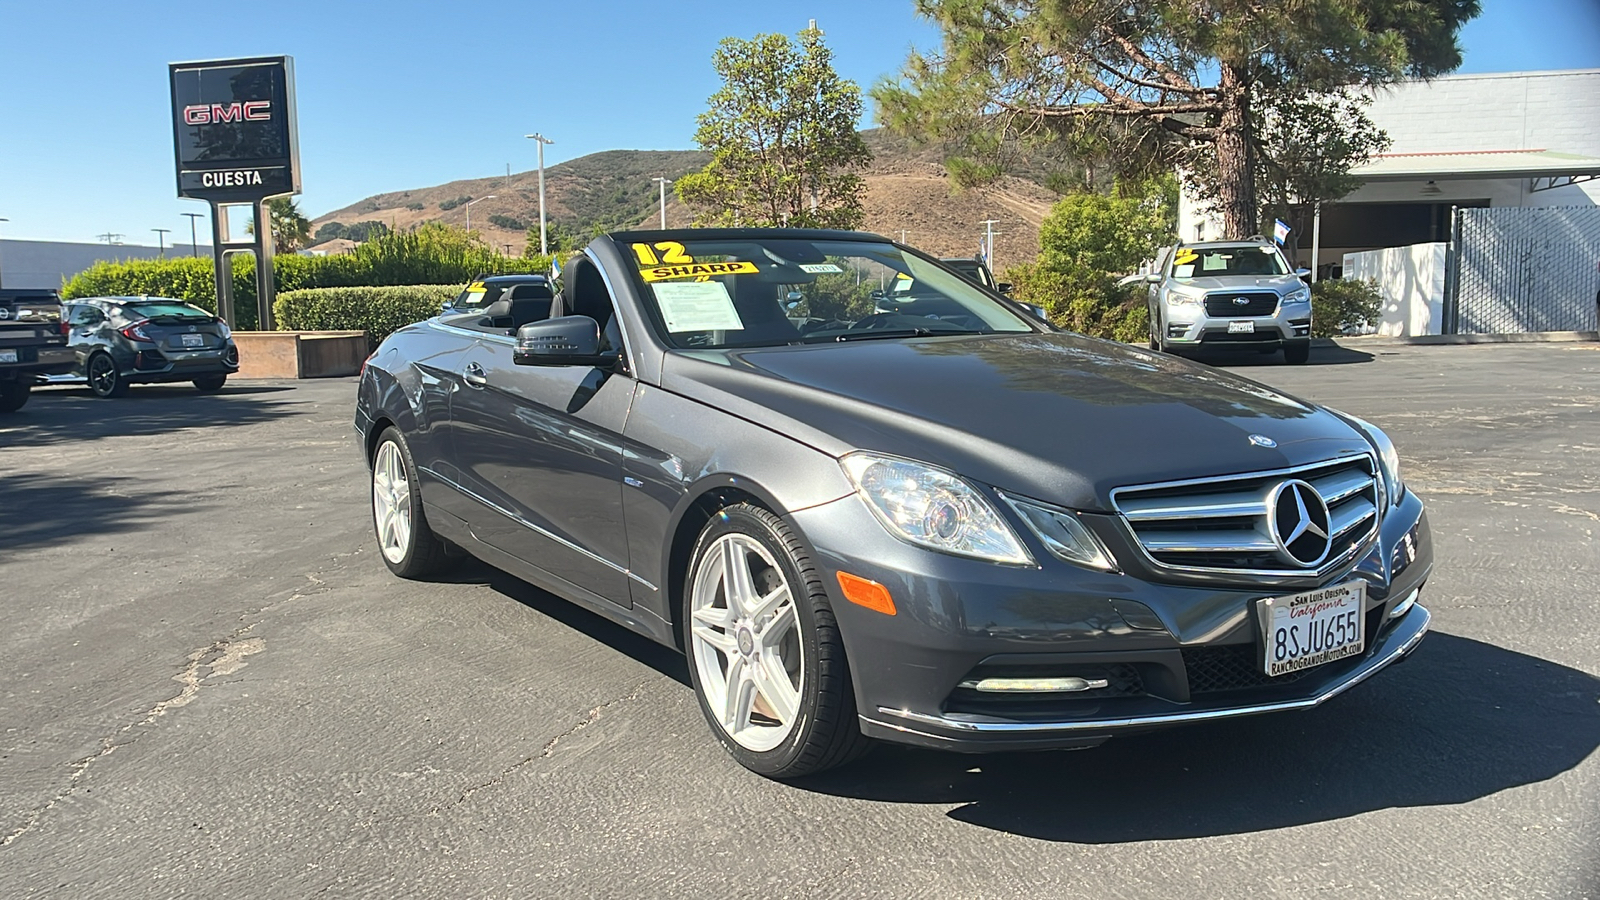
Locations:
979;219;1002;268
652;177;670;229
151;228;171;258
182;212;204;257
0;217;9;288
525;133;554;255
464;195;496;232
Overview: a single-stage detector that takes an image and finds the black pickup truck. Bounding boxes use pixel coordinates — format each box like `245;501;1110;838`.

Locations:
0;288;75;412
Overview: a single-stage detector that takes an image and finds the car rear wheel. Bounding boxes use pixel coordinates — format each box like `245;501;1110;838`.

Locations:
371;427;453;578
684;503;869;779
0;380;29;413
87;353;127;398
1283;340;1311;364
193;375;227;393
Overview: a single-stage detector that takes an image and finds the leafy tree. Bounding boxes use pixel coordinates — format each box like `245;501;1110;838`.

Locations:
245;197;312;253
314;222;347;243
1255;90;1392;235
677;25;872;229
1004;180;1173;341
875;1;1479;238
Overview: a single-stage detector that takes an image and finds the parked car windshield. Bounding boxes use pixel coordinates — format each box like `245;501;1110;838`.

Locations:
626;238;1034;349
116;299;214;321
1171;246;1290;279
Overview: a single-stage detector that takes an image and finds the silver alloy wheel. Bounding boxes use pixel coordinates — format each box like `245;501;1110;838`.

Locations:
372;441;413;565
689;533;805;752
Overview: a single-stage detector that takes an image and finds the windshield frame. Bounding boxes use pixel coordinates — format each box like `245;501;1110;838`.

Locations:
615;234;1041;351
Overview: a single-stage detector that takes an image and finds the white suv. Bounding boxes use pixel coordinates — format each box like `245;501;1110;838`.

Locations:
1144;240;1313;364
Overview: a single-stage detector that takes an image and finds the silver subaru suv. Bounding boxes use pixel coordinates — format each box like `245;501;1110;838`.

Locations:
1143;240;1313;364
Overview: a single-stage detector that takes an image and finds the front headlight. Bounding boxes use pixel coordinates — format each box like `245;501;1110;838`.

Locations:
1165;287;1203;307
840;453;1032;565
1336;413;1404;506
1284;286;1311;305
1001;494;1118;572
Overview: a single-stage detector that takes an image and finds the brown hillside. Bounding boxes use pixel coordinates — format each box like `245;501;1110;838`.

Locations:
312;130;1063;269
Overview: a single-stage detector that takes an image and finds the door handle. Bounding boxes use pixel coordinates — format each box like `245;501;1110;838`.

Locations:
463;362;488;388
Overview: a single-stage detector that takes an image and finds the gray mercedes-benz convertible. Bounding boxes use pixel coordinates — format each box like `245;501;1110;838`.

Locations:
354;228;1431;778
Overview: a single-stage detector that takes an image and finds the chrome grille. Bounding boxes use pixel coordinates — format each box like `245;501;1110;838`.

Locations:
1111;455;1380;579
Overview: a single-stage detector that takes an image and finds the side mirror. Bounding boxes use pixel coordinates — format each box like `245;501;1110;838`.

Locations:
1294;267;1312;279
996;282;1013;295
1145;273;1162;284
513;315;611;367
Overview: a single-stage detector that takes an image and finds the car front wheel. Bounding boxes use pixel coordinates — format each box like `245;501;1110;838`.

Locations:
193;375;227;393
0;380;30;413
1284;340;1311;364
87;353;127;398
684;503;869;779
371;427;453;578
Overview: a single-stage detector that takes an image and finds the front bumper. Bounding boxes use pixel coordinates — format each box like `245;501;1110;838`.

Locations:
1164;301;1312;348
792;485;1432;753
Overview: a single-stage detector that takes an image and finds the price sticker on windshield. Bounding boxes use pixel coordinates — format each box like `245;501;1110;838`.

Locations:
641;261;760;282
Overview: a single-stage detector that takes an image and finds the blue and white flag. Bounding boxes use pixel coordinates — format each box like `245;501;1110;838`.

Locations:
1273;219;1291;245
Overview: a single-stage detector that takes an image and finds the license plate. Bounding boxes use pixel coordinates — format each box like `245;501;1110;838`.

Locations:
1227;320;1255;334
0;349;15;363
181;333;205;348
1256;581;1366;677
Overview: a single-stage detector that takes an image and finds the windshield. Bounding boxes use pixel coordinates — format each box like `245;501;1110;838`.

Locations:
1171;246;1289;279
626;238;1034;349
117;300;213;321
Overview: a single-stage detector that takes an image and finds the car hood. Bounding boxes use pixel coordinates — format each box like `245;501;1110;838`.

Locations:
1174;274;1303;294
658;333;1371;512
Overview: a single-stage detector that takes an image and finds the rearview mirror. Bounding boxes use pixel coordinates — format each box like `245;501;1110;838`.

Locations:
1145;272;1162;284
513;315;612;367
996;282;1013;295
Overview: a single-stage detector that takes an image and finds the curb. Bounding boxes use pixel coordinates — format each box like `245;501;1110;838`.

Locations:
1326;331;1599;347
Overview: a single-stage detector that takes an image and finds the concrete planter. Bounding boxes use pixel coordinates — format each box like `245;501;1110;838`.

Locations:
232;331;368;379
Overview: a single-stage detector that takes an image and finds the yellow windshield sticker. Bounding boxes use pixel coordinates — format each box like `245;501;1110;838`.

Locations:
632;241;695;266
642;260;760;282
1173;249;1198;265
466;282;486;291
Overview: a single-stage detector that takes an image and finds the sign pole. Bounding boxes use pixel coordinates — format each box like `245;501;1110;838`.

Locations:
254;198;276;331
210;203;235;327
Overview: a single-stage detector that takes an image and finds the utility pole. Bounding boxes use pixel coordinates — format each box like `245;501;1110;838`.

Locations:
525;133;554;255
181;212;204;257
463;195;496;232
979;219;1002;268
652;177;671;229
898;229;908;244
151;228;171;257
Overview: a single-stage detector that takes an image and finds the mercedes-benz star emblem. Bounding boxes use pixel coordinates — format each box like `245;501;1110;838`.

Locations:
1268;479;1332;567
1248;434;1277;448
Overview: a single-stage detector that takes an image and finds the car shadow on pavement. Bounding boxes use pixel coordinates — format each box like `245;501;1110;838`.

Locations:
1;385;300;448
1205;343;1375;367
0;472;207;552
435;557;693;687
794;633;1600;842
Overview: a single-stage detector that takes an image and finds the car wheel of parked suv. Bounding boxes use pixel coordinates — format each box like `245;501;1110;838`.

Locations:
193;375;227;393
86;352;127;398
1284;341;1311;365
371;428;454;578
685;503;869;779
0;381;30;413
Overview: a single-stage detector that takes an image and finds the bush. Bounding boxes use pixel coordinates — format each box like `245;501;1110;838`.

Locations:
62;224;552;331
488;214;527;230
438;195;472;211
1312;278;1382;337
1006;262;1149;342
404;202;425;211
275;285;461;345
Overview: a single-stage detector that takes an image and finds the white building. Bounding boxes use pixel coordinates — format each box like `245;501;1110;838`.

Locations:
0;239;213;291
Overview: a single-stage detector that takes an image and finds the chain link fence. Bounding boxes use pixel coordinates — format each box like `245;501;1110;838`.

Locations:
1448;206;1600;334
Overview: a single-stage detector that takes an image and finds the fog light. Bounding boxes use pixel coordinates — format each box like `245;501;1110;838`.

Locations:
958;676;1109;693
1389;587;1420;620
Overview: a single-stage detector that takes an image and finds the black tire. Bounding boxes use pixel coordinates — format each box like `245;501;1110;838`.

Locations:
0;380;29;413
193;374;227;393
370;427;454;578
1283;341;1311;365
86;352;128;398
684;503;870;779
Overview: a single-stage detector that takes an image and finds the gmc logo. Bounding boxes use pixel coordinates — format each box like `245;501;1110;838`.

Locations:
183;101;271;125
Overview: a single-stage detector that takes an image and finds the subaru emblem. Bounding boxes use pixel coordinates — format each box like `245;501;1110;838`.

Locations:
1248;434;1277;448
1233;296;1250;306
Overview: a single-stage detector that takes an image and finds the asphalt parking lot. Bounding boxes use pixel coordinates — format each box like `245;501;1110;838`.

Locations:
2;342;1597;899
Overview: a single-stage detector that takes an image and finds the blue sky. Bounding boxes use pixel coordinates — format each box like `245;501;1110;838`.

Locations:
1;0;1596;245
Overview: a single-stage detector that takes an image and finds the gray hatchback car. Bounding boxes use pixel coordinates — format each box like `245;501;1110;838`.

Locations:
1145;240;1314;363
62;297;239;397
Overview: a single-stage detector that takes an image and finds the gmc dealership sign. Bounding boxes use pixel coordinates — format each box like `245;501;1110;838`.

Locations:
169;56;299;201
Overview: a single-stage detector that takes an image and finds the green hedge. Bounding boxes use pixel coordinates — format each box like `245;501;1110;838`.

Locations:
62;225;551;331
274;285;461;345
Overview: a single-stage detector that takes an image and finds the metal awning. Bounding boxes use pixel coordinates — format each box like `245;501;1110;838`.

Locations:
1354;149;1600;190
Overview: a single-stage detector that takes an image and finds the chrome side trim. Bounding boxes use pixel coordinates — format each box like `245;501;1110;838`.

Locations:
421;465;658;592
1140;532;1278;554
867;604;1429;737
